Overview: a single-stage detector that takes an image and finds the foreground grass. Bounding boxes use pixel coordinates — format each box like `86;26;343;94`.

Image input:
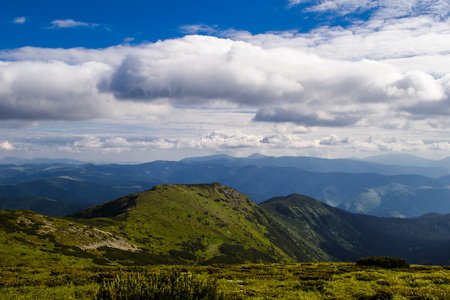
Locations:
1;263;449;299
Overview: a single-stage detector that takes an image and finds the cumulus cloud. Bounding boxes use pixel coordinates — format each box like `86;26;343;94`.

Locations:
2;1;450;162
103;36;449;127
0;141;15;150
0;60;114;120
180;131;437;157
191;131;264;149
106;36;305;105
1;33;449;128
61;136;176;154
3;0;450;131
254;107;361;127
0;45;130;66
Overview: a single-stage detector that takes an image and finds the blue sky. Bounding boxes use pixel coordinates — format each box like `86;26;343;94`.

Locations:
2;0;355;49
2;0;450;162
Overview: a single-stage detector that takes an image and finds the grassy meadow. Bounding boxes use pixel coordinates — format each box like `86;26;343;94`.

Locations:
1;262;450;299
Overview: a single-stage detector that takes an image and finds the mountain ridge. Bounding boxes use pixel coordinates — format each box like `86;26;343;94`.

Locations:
1;183;450;267
2;155;450;218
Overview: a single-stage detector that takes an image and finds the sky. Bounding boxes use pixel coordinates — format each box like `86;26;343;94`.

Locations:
1;0;450;163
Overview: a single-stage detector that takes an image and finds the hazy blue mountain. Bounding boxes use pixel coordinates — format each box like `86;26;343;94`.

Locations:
0;156;87;165
359;153;436;167
2;155;450;217
360;153;450;172
182;154;449;178
0;176;152;215
338;183;450;217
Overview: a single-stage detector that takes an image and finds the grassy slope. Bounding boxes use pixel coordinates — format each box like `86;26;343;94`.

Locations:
70;183;313;264
1;263;450;299
261;194;369;262
2;183;450;267
2;183;314;267
261;193;450;264
0;209;130;267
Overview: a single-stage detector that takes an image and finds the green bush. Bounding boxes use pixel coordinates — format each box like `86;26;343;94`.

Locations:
96;269;223;300
356;256;410;269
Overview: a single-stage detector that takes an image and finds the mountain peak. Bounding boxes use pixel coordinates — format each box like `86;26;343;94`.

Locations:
246;153;267;159
67;183;299;264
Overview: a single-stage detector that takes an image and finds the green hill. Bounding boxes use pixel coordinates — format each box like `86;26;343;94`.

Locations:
1;183;450;267
261;193;450;265
0;209;139;267
69;183;313;264
0;183;316;267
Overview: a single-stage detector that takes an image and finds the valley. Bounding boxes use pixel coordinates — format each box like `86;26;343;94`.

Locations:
2;154;450;218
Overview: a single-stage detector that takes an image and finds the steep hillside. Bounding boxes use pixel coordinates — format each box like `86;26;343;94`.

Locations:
0;195;88;217
0;209;139;267
70;183;312;264
261;194;450;265
0;183;320;267
1;183;450;267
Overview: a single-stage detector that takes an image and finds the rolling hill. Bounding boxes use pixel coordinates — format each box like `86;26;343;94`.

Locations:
69;183;312;264
1;183;450;267
261;193;450;265
0;184;314;266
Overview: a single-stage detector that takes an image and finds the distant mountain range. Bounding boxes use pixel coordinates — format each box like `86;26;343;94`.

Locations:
182;153;450;178
358;153;450;169
0;156;87;165
1;154;450;217
1;183;449;267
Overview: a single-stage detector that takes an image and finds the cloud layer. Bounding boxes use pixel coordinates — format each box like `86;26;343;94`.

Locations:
1;0;450;160
1;31;449;129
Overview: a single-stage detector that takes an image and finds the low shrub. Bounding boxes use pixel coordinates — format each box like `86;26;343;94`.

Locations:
356;256;410;269
96;269;223;300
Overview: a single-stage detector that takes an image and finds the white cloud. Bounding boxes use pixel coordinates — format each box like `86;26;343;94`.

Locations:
287;0;303;6
0;141;15;150
288;0;450;20
62;136;177;154
179;24;218;35
50;19;90;28
123;37;135;43
13;17;26;24
2;0;450;160
1;33;449;130
191;131;264;149
106;36;306;106
307;0;377;16
0;60;115;120
0;45;130;66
